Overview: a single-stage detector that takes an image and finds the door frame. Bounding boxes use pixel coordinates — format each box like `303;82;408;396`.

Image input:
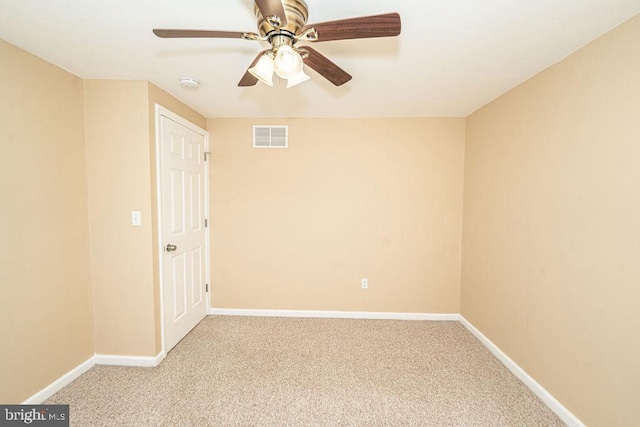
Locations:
154;104;210;357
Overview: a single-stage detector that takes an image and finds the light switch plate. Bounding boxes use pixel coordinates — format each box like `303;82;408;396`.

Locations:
131;211;142;226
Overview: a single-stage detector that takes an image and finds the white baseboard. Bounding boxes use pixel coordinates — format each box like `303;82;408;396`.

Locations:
459;316;585;427
94;351;165;367
22;356;96;404
210;308;460;321
22;351;166;404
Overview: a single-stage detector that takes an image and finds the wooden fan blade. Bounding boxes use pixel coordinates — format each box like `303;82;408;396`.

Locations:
303;13;401;42
238;50;270;87
153;29;246;39
254;0;287;26
302;46;352;86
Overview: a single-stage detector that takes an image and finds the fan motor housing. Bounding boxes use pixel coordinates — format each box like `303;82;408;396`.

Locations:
255;0;308;37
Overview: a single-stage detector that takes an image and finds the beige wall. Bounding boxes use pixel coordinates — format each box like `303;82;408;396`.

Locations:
84;81;206;356
148;83;206;131
209;118;465;313
0;40;94;402
461;14;640;427
84;80;157;356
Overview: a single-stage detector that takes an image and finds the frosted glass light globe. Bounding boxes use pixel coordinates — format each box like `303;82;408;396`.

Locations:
274;45;303;79
286;69;310;88
248;54;274;87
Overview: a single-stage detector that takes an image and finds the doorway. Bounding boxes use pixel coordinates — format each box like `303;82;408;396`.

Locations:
155;105;209;353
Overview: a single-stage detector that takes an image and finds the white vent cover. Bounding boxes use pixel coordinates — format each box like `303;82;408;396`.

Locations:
253;126;288;148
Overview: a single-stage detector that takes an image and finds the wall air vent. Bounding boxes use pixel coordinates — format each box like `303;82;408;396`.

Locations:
253;125;288;148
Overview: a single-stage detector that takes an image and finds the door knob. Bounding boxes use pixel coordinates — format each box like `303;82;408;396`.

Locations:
165;244;177;252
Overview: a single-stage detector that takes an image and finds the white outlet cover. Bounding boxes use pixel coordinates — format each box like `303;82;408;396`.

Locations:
361;278;368;289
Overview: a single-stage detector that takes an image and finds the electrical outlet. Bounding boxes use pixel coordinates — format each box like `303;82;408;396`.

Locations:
361;278;368;289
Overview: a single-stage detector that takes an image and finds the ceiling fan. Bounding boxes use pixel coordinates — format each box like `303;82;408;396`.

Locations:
153;0;401;88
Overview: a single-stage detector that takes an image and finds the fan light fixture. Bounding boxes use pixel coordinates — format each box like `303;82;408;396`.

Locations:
249;45;308;88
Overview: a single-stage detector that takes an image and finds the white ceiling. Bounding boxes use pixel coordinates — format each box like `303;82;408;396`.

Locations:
1;1;639;118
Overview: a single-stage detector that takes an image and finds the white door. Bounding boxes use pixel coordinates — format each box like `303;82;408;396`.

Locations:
158;110;208;353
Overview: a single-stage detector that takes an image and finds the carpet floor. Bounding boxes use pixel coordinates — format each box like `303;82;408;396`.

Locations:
46;317;564;426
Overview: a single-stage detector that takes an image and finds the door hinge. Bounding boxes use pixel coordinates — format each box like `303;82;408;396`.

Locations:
206;283;209;292
204;151;210;161
205;218;208;227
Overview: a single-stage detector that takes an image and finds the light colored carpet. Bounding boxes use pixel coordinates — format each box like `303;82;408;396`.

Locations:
46;317;564;426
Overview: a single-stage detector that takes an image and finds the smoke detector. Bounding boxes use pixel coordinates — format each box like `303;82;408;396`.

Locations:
179;76;200;91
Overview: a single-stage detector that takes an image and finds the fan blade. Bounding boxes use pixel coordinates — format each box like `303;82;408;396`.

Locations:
254;0;287;27
302;46;352;86
238;50;270;87
153;29;247;39
304;13;401;42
